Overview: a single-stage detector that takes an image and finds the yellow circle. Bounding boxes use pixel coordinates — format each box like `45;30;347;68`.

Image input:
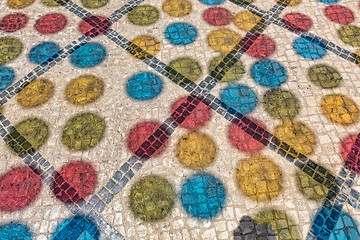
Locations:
208;29;241;54
0;38;23;65
176;132;217;170
66;75;104;105
17;79;54;108
236;156;283;202
7;0;34;8
274;121;316;156
321;94;359;125
163;0;192;17
233;11;263;32
129;35;161;59
275;0;301;6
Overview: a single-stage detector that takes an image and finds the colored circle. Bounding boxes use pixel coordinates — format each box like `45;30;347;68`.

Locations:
296;169;329;201
170;96;212;130
180;172;226;219
52;160;97;203
0;13;28;32
325;5;354;25
208;29;241;54
66;75;104;105
82;0;109;8
274;121;316;155
308;64;342;89
70;42;106;68
62;113;106;151
330;211;360;239
250;59;287;88
321;94;359;125
129;176;175;222
0;223;32;240
209;55;245;82
246;34;276;59
35;13;67;34
0;166;42;212
263;89;300;120
228;117;268;153
79;16;111;37
7;0;34;8
199;0;225;5
293;37;327;60
28;42;60;64
338;25;360;47
203;7;232;26
52;215;99;240
0;67;15;91
169;57;202;82
16;78;54;108
126;72;163;101
236;156;283;201
340;134;358;162
128;5;159;26
129;35;160;58
42;0;70;6
276;0;301;6
0;38;22;65
163;0;192;17
220;84;258;114
164;22;198;46
316;0;340;3
283;13;313;32
14;118;49;150
233;11;264;32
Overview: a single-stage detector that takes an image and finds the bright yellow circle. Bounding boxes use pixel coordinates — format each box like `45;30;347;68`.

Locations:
163;0;192;17
275;0;301;6
233;11;263;32
130;35;161;59
17;79;54;108
7;0;34;8
66;75;104;105
208;29;241;54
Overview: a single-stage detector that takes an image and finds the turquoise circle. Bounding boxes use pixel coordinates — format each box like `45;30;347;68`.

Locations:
199;0;225;5
293;38;327;60
164;22;198;46
317;0;340;3
52;215;99;240
70;43;106;68
0;67;15;91
126;72;163;101
0;223;32;240
28;42;60;64
180;172;226;219
250;59;287;88
220;84;258;114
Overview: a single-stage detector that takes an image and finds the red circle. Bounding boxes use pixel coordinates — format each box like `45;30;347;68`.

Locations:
79;15;111;37
127;121;168;158
246;34;276;59
340;134;358;162
228;118;267;154
283;13;313;32
0;13;28;32
171;96;212;130
325;5;354;25
35;13;67;34
203;7;233;26
52;160;97;203
0;166;42;212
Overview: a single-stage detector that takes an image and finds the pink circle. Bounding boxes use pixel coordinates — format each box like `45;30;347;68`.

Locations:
246;34;276;59
0;13;28;32
325;5;354;25
0;166;42;212
79;15;111;37
35;13;67;34
203;7;233;26
283;13;313;32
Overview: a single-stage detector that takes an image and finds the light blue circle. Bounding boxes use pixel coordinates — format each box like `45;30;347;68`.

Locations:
126;72;163;101
164;23;198;46
180;172;226;219
250;59;287;88
70;43;106;68
293;37;327;60
52;215;99;240
28;42;60;64
0;67;15;91
199;0;225;5
220;84;258;114
0;223;32;240
317;0;340;3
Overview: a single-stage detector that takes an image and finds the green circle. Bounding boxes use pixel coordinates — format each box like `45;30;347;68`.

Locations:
308;64;342;89
81;0;109;8
0;38;22;65
128;5;160;26
62;113;106;151
296;170;329;201
42;0;70;6
209;56;245;82
263;89;300;120
338;25;360;47
130;176;175;222
169;57;202;82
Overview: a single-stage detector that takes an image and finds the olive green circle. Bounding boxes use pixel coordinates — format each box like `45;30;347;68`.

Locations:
81;0;109;8
128;5;160;26
209;56;245;82
169;57;202;82
0;38;23;65
296;170;329;201
41;0;70;6
129;175;175;222
263;89;300;120
62;113;106;151
338;25;360;47
308;64;342;89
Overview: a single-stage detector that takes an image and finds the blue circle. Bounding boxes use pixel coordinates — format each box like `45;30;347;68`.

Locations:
220;84;258;114
0;223;32;240
165;23;198;46
317;0;339;3
52;215;99;240
180;172;226;219
28;42;60;64
0;67;15;91
250;59;287;88
293;37;327;60
126;72;163;101
70;43;106;68
199;0;225;5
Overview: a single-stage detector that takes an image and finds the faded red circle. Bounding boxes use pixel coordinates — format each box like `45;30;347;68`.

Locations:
246;34;276;59
325;5;354;25
283;13;313;32
203;7;233;26
0;13;28;32
79;15;111;37
127;121;168;158
340;134;358;162
35;13;67;34
171;96;212;130
0;166;42;212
